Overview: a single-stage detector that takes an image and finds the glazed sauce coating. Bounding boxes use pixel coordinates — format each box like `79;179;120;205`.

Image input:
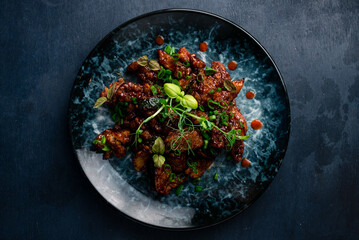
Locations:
94;46;249;195
199;41;208;52
246;91;255;99
251;119;263;130
241;158;251;168
228;61;237;70
155;35;164;45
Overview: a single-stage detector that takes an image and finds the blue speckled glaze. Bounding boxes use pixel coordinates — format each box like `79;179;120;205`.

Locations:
69;10;290;229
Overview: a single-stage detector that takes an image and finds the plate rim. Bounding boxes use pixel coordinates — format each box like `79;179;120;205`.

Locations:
68;8;291;231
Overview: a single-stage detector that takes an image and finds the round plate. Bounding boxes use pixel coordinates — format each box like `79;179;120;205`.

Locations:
69;9;290;229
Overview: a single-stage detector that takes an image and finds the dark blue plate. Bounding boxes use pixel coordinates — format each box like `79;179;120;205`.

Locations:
69;9;290;229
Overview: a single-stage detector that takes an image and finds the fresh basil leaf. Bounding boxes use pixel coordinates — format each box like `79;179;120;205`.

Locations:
100;135;106;145
102;145;111;151
164;45;172;55
223;79;237;92
92;139;100;144
153;154;165;168
171;79;181;88
107;84;116;100
137;55;148;66
93;97;107;108
236;134;250;140
204;66;218;75
150;85;157;95
152;137;165;155
159;98;167;105
148;59;160;71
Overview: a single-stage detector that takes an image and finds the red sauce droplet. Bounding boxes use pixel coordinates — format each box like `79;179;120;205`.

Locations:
228;61;238;70
199;41;208;52
155;35;164;45
251;119;263;130
246;91;255;99
241;158;251;168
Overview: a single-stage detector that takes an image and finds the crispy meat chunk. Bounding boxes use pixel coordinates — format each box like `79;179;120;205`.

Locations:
177;47;191;62
189;53;206;68
209;105;247;149
133;145;151;171
231;140;245;163
126;61;139;72
100;78;125;107
174;65;191;79
154;166;186;195
185;157;215;179
165;129;203;152
190;109;208;125
157;49;176;71
166;153;187;173
211;61;231;81
112;82;152;102
212;78;244;103
178;77;192;90
137;65;158;83
93;129;131;159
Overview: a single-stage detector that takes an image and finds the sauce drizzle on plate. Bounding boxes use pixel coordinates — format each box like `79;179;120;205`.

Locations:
155;35;164;45
246;91;255;99
199;41;208;52
228;61;237;70
251;119;263;130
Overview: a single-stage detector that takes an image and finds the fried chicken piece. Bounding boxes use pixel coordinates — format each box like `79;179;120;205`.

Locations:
178;77;192;90
209;105;247;150
190;109;208;125
177;47;191;62
133;145;151;171
126;61;139;72
189;53;206;68
231;140;245;163
174;65;191;79
154;166;186;195
211;61;231;81
157;49;176;71
100;78;125;107
93;129;131;159
185;157;215;179
164;129;203;152
112;82;152;102
137;65;158;83
166;153;187;172
127;60;158;84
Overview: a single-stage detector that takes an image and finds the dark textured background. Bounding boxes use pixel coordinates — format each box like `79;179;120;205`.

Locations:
1;0;358;239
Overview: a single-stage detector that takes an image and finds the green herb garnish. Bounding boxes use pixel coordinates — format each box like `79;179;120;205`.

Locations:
137;55;148;66
183;60;190;67
193;178;201;185
197;73;204;82
150;85;158;95
195;185;203;192
164;45;175;55
177;71;182;79
148;59;161;71
176;184;184;195
224;79;236;92
204;66;218;75
172;53;180;61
